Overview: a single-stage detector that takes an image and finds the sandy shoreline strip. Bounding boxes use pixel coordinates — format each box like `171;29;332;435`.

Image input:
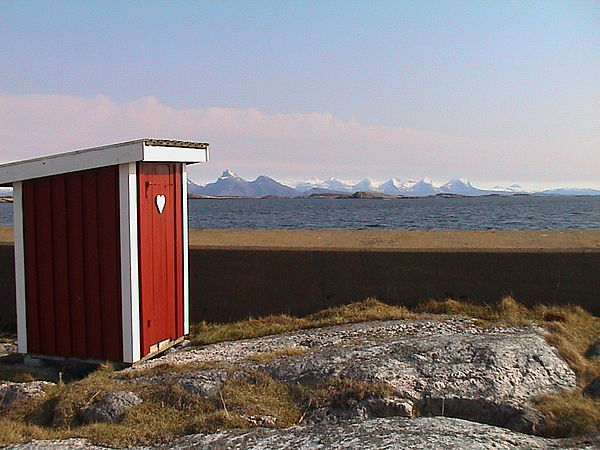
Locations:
187;229;600;252
2;227;597;252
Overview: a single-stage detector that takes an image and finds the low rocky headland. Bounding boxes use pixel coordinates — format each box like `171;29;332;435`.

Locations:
1;299;599;449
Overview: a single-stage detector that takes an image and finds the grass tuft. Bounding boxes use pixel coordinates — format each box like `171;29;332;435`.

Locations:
295;377;395;411
191;298;412;345
0;365;52;383
415;296;535;327
113;361;233;381
535;390;600;438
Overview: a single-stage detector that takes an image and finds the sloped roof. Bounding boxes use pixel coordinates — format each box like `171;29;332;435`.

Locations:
0;138;210;185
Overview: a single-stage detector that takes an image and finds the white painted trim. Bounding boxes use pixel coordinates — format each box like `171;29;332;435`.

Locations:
0;139;209;185
119;163;141;363
0;142;142;185
182;165;190;335
13;182;27;353
143;145;209;164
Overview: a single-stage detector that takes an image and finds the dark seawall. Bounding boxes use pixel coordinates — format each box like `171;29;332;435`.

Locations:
1;230;599;330
190;248;600;322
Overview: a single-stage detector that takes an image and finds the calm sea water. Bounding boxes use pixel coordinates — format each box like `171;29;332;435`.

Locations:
0;196;598;230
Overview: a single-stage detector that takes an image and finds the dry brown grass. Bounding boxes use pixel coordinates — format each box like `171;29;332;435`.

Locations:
535;390;600;438
113;361;233;381
0;365;53;383
191;298;412;345
0;418;61;445
295;377;395;411
0;364;392;447
539;305;600;385
1;297;599;445
415;296;534;327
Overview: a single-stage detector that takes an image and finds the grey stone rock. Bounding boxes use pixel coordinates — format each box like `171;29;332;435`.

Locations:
78;391;142;424
504;406;546;434
305;396;413;425
130;317;490;371
177;370;226;398
257;329;575;432
3;439;108;449
0;380;53;411
134;369;228;398
583;377;600;398
5;417;600;449
361;396;414;418
3;439;107;449
164;417;600;449
585;339;600;359
242;415;277;427
121;318;576;437
0;340;17;355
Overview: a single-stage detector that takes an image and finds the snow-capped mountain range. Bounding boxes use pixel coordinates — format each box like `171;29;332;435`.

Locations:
189;170;600;197
291;176;515;196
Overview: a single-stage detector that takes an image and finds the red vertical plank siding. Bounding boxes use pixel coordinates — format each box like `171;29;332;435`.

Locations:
81;171;104;358
21;166;123;361
50;176;72;356
65;173;87;358
34;178;57;355
137;163;183;357
96;167;123;361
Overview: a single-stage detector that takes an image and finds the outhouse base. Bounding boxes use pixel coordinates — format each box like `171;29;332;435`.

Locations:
22;336;188;372
137;336;186;364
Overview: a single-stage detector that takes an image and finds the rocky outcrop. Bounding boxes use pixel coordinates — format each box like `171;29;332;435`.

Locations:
0;339;17;355
305;395;414;424
78;391;142;424
257;330;573;433
585;339;600;360
0;380;54;411
136;318;512;368
583;377;600;399
129;318;575;434
1;316;595;449
5;417;600;449
170;417;600;449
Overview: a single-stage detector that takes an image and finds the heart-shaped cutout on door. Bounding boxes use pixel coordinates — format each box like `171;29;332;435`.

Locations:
156;195;166;214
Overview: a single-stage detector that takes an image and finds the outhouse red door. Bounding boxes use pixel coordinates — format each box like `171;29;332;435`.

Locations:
137;163;184;357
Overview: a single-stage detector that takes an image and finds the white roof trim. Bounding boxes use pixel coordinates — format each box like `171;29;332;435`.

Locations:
0;139;209;185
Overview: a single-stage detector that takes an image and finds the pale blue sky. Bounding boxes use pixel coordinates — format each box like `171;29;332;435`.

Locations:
1;1;599;187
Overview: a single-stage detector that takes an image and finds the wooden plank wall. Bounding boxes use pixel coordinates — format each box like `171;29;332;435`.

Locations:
22;166;122;361
137;163;183;357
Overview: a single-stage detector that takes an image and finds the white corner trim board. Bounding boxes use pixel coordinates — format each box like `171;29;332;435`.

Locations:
119;163;141;363
0;139;209;185
13;182;27;354
182;165;190;335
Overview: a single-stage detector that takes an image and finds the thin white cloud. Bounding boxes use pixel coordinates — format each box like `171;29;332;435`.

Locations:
0;93;597;186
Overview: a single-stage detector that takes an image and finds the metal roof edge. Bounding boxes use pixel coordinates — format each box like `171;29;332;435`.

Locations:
143;139;209;149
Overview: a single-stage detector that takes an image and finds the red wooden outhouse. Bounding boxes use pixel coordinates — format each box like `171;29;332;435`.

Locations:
0;139;209;364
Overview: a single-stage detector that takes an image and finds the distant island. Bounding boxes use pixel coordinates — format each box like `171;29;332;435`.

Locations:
188;170;600;198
